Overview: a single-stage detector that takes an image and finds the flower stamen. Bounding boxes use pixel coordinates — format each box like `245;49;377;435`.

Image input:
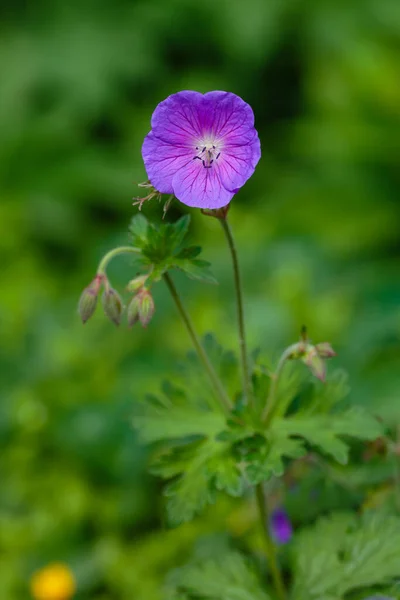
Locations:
193;143;221;169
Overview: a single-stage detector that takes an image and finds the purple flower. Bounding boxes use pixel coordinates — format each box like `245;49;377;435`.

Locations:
269;508;293;544
142;91;261;209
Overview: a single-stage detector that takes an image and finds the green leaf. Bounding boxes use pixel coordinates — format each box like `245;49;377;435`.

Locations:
169;214;191;249
174;257;218;284
175;245;202;259
128;214;217;283
272;408;383;464
291;512;400;600
129;213;149;248
156;439;238;526
244;432;306;485
134;401;225;444
208;450;243;496
167;551;272;600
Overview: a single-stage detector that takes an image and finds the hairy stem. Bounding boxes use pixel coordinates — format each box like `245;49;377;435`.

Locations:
97;246;141;275
220;218;252;404
262;344;297;424
163;272;232;413
256;483;286;600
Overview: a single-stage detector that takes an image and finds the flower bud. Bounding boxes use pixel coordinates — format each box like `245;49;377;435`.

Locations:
127;288;155;328
301;341;336;382
138;288;155;327
302;345;326;381
78;275;103;324
127;294;140;327
102;287;123;326
315;342;336;358
126;274;148;293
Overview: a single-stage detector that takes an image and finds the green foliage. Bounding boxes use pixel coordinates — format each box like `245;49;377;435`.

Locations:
134;329;383;523
227;366;383;485
133;336;243;525
291;512;400;600
129;214;217;283
167;550;271;600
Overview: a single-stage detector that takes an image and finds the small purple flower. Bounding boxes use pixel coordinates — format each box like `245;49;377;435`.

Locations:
142;91;261;209
269;508;293;544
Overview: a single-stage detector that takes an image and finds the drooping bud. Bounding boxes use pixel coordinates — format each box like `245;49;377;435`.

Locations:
126;274;148;293
102;287;123;326
127;294;140;327
138;288;155;327
302;345;326;382
315;342;336;358
299;341;336;382
78;275;103;324
127;288;155;328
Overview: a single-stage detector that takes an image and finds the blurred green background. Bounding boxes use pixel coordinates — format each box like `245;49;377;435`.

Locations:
1;0;400;597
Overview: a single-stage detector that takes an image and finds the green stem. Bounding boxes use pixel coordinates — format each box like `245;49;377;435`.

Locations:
220;218;252;404
97;246;141;275
256;483;286;600
163;272;232;413
262;344;297;424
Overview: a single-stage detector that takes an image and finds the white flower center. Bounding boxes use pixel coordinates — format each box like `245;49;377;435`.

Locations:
192;141;221;169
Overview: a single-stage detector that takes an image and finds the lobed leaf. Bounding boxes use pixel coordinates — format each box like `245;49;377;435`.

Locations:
291;512;400;600
167;551;272;600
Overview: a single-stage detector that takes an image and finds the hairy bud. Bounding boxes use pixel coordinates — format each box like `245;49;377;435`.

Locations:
138;288;155;327
315;342;336;358
127;288;155;328
301;341;336;382
78;275;103;324
126;274;148;293
102;287;123;326
302;346;326;382
127;294;140;328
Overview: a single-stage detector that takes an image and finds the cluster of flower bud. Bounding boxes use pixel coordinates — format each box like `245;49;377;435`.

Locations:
78;272;154;328
126;281;155;328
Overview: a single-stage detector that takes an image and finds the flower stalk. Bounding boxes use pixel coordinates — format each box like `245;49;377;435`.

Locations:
262;344;297;424
163;272;232;413
97;246;141;276
220;217;252;405
256;484;287;600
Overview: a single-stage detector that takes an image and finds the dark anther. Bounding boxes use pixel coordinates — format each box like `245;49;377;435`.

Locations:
210;159;214;164
216;152;221;159
212;145;216;149
202;159;205;167
202;147;206;153
193;156;202;160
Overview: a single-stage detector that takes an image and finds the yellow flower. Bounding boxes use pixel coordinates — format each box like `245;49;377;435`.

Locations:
30;563;76;600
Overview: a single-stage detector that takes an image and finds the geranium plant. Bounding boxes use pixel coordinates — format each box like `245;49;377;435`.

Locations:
79;91;400;600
